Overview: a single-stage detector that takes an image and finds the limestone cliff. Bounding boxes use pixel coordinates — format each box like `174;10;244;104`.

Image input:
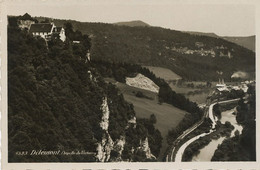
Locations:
96;132;114;162
99;97;110;131
96;97;114;162
138;137;156;160
96;97;157;162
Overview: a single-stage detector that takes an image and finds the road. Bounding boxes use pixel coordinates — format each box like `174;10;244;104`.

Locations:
174;129;213;161
167;103;209;162
168;98;240;162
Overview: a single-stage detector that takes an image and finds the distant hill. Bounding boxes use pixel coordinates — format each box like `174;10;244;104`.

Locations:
222;36;255;52
184;31;219;38
45;18;255;81
185;31;255;52
114;20;150;27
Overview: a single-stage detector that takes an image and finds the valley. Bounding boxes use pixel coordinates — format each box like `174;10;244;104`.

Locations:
104;77;187;161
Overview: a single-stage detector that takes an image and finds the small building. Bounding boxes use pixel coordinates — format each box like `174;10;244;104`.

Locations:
18;13;36;30
72;41;80;44
216;78;229;92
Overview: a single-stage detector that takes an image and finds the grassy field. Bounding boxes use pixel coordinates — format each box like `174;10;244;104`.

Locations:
105;78;187;161
171;80;241;105
169;81;211;104
169;83;197;94
143;66;182;81
186;92;209;104
142;66;214;104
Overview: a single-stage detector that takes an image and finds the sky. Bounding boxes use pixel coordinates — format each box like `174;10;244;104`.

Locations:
5;0;256;36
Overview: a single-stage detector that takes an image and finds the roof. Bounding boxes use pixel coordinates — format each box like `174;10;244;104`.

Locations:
19;13;35;21
29;23;53;33
216;83;226;87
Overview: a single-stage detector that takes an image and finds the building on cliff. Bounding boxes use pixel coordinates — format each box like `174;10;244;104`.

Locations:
17;13;36;30
29;23;66;42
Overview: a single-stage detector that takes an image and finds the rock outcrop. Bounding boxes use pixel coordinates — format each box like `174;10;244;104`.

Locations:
96;132;114;162
99;97;110;131
111;136;126;161
126;73;159;93
96;97;114;162
138;137;156;160
96;97;156;162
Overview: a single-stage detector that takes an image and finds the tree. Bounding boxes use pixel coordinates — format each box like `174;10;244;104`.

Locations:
64;22;74;40
213;104;221;119
8;17;19;27
136;91;144;98
149;114;157;124
40;18;50;23
247;85;254;96
206;81;212;87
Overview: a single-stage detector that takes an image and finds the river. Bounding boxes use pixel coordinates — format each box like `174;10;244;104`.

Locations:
191;107;243;161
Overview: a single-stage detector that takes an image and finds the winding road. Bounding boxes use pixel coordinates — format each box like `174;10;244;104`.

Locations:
167;98;240;162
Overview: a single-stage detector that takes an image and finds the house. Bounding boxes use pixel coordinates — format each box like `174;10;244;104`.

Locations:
29;23;55;40
29;23;66;42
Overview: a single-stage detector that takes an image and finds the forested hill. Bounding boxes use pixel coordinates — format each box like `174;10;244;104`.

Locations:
185;31;255;52
49;18;255;81
222;36;255;52
114;20;150;27
8;17;162;162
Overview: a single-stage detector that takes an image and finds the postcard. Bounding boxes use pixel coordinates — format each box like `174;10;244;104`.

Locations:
1;0;259;169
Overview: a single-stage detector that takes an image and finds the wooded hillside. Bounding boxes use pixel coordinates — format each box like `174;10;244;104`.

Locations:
50;18;255;81
8;17;162;162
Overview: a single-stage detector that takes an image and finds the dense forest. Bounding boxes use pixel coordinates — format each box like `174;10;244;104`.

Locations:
45;18;256;81
211;85;256;161
8;16;162;162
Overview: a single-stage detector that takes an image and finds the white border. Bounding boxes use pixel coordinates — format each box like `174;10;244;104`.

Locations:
1;0;260;169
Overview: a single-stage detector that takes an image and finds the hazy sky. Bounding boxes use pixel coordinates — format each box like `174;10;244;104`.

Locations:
6;0;255;36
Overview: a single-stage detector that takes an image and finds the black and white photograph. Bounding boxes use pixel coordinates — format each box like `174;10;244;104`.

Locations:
1;0;259;169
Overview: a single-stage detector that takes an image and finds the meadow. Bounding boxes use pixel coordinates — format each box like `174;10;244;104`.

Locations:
105;78;187;161
143;66;182;81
